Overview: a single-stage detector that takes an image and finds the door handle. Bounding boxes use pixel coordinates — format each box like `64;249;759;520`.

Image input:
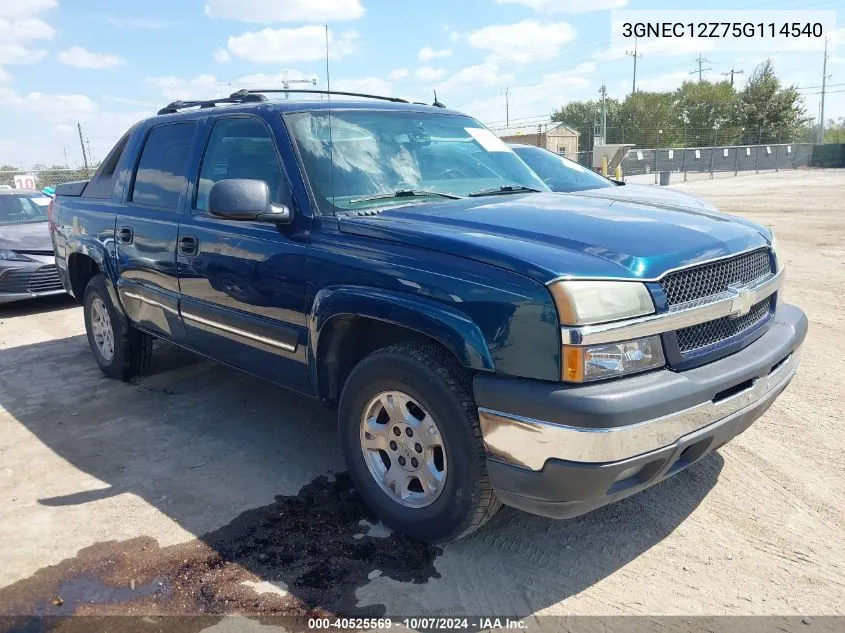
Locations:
179;235;199;256
118;226;134;245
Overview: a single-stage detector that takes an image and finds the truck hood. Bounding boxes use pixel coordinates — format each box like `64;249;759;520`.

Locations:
0;221;53;252
574;183;719;213
338;193;771;283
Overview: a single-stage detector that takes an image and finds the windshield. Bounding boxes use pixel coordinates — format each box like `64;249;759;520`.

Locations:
511;146;615;193
285;110;548;213
0;194;50;226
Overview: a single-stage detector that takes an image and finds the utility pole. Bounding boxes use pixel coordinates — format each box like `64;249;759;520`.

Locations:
501;88;510;127
77;122;89;173
63;147;69;169
721;67;744;87
598;82;607;145
690;55;711;82
281;71;318;100
819;37;830;143
626;36;642;94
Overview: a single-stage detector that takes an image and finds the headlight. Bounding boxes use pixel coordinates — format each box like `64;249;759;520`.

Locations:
0;249;30;261
563;336;665;382
770;234;784;272
548;280;654;325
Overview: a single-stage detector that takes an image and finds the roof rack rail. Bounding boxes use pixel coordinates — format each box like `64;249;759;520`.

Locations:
240;88;412;103
157;90;267;115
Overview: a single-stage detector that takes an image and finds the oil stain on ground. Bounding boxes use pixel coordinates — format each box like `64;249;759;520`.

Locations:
0;473;441;629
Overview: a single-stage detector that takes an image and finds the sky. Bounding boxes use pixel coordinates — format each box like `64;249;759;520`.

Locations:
0;0;843;168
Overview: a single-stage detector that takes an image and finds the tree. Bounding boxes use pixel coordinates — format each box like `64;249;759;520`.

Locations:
618;91;678;147
823;117;845;144
672;80;741;146
551;98;623;145
734;59;805;143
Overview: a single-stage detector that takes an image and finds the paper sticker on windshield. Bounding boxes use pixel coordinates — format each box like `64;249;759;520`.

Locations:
32;197;51;205
465;127;512;152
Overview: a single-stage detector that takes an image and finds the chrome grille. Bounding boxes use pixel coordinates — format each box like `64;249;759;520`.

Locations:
28;264;63;292
676;298;770;353
661;248;773;306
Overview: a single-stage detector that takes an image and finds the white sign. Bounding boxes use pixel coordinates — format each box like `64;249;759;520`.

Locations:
636;151;643;160
695;149;701;159
668;149;673;159
787;145;792;153
13;174;37;189
723;148;729;157
746;147;751;156
766;146;772;154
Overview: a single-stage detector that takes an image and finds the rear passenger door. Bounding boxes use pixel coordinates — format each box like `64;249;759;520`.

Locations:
177;115;311;394
116;121;196;341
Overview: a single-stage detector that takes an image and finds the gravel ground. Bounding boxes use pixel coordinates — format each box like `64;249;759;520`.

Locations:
0;169;843;623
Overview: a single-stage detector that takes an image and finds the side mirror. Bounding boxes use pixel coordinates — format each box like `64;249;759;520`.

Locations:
208;179;292;224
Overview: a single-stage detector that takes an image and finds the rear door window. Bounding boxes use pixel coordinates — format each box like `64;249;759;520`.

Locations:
130;122;197;210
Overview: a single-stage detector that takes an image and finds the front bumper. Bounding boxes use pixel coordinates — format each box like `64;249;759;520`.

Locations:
475;303;807;519
0;259;66;304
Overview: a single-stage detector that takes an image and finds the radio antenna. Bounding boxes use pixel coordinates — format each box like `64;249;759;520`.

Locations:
325;24;335;208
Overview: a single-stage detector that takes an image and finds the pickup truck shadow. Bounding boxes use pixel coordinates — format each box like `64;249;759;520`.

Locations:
0;294;76;317
0;335;723;622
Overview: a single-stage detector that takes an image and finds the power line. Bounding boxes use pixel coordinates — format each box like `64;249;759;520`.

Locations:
501;88;511;126
819;37;831;142
77;123;89;174
625;36;642;94
721;67;744;87
690;55;711;82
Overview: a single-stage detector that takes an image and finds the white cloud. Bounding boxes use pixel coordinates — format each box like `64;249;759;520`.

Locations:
204;0;364;22
0;1;55;67
235;70;317;88
388;68;409;81
0;17;55;41
418;46;452;62
437;62;516;94
456;71;592;127
449;31;461;43
146;74;222;101
332;77;393;96
58;47;126;69
106;17;178;29
213;47;231;63
634;71;691;93
494;0;626;13
0;44;48;66
416;67;446;81
0;0;57;20
0;67;12;83
468;20;577;64
0;88;97;120
226;26;358;63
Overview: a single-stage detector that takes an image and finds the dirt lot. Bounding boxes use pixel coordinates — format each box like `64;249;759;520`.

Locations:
1;169;843;623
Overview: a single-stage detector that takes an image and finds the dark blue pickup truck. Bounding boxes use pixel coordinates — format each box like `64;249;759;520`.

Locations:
49;90;807;542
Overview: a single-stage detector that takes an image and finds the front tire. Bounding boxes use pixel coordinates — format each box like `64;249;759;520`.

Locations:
83;274;152;380
338;342;501;542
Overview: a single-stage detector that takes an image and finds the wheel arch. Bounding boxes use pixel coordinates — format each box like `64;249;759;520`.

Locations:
309;286;495;405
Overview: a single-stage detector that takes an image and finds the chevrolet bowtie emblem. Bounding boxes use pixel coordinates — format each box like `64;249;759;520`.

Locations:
728;284;754;318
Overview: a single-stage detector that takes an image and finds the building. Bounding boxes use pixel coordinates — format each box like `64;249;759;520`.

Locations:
495;122;580;157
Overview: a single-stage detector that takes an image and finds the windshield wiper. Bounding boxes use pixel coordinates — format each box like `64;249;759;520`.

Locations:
349;189;462;204
468;184;543;197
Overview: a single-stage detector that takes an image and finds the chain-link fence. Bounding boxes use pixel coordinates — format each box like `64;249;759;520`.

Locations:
0;168;91;192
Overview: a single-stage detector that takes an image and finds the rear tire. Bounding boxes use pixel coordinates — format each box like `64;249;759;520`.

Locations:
83;274;152;380
338;342;501;543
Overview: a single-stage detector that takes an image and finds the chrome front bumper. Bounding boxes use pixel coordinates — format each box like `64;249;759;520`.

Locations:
479;350;799;470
